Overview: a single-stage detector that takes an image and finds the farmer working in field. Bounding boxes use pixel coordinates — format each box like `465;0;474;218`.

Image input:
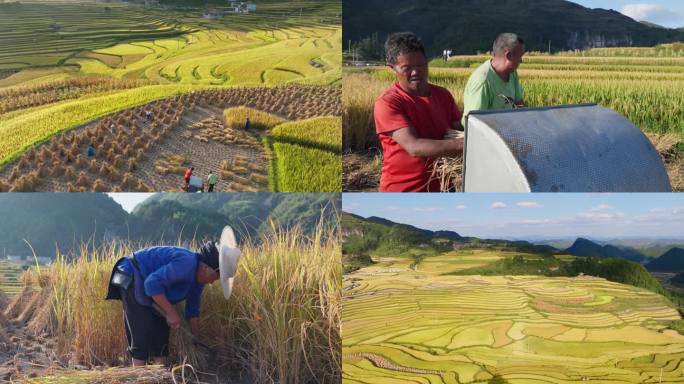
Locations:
207;171;218;192
462;33;526;125
374;32;464;192
105;227;241;367
183;167;194;191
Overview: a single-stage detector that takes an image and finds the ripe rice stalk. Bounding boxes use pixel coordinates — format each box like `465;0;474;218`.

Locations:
99;163;111;177
8;166;20;181
76;171;89;187
92;179;108;192
233;166;249;174
51;161;65;177
249;174;268;185
121;173;134;188
430;156;463;192
136;181;151;192
646;132;682;159
64;166;76;181
75;154;88;169
88;160;99;173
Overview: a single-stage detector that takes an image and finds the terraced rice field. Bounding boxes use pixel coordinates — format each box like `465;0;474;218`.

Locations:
343;46;684;191
0;85;340;192
0;1;341;191
0;1;341;87
0;262;22;298
343;250;684;383
270;116;342;192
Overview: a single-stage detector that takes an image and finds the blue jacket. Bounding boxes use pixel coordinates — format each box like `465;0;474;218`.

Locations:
118;246;204;319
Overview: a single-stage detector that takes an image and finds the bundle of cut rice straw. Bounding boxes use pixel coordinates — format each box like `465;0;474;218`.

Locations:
431;129;464;192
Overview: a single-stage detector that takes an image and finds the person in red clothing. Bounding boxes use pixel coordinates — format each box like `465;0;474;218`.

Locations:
183;167;194;191
374;32;464;192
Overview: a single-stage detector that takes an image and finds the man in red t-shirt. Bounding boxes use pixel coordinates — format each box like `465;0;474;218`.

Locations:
374;32;464;192
184;167;194;191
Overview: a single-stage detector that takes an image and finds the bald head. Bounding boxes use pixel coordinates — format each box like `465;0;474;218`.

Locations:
493;33;525;57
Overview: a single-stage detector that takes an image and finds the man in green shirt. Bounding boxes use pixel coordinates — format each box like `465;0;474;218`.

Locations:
207;171;218;192
462;33;525;126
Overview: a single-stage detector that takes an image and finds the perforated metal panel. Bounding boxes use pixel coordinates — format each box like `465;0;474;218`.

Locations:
463;104;671;192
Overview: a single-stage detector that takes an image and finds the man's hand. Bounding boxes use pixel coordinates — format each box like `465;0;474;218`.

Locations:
188;317;200;336
389;126;463;158
151;294;181;329
165;310;181;330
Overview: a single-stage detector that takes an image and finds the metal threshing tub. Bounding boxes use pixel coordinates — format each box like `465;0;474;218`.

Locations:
463;104;671;192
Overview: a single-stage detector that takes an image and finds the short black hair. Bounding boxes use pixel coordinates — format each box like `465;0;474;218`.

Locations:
385;32;426;65
493;33;525;56
199;241;219;272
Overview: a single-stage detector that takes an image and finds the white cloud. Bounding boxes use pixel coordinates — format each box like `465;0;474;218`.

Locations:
635;207;684;222
491;202;506;209
576;211;625;221
456;205;467;209
589;204;612;212
621;3;681;24
516;201;542;208
413;207;441;212
515;219;559;225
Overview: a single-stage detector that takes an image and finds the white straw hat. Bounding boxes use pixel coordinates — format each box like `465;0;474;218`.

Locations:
218;225;242;300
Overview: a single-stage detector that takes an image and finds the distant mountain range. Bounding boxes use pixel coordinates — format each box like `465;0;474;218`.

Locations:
0;193;340;258
342;213;681;304
646;248;684;272
343;212;556;272
565;237;648;263
343;0;684;56
343;213;684;275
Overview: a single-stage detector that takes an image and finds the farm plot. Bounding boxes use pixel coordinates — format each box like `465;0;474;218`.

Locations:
343;48;684;192
343;251;684;383
0;84;341;192
269;116;342;192
0;262;22;298
0;2;341;88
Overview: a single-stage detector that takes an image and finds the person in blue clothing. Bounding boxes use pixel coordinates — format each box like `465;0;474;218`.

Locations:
244;117;250;130
105;242;222;366
86;144;96;158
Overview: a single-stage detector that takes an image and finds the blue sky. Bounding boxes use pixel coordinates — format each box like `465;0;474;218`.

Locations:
571;1;684;28
343;193;684;239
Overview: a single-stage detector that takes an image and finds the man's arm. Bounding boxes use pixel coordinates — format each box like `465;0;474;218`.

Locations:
188;317;200;336
151;294;181;329
388;126;463;158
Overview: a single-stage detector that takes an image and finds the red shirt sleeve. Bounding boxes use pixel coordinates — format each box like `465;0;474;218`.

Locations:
374;92;411;135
